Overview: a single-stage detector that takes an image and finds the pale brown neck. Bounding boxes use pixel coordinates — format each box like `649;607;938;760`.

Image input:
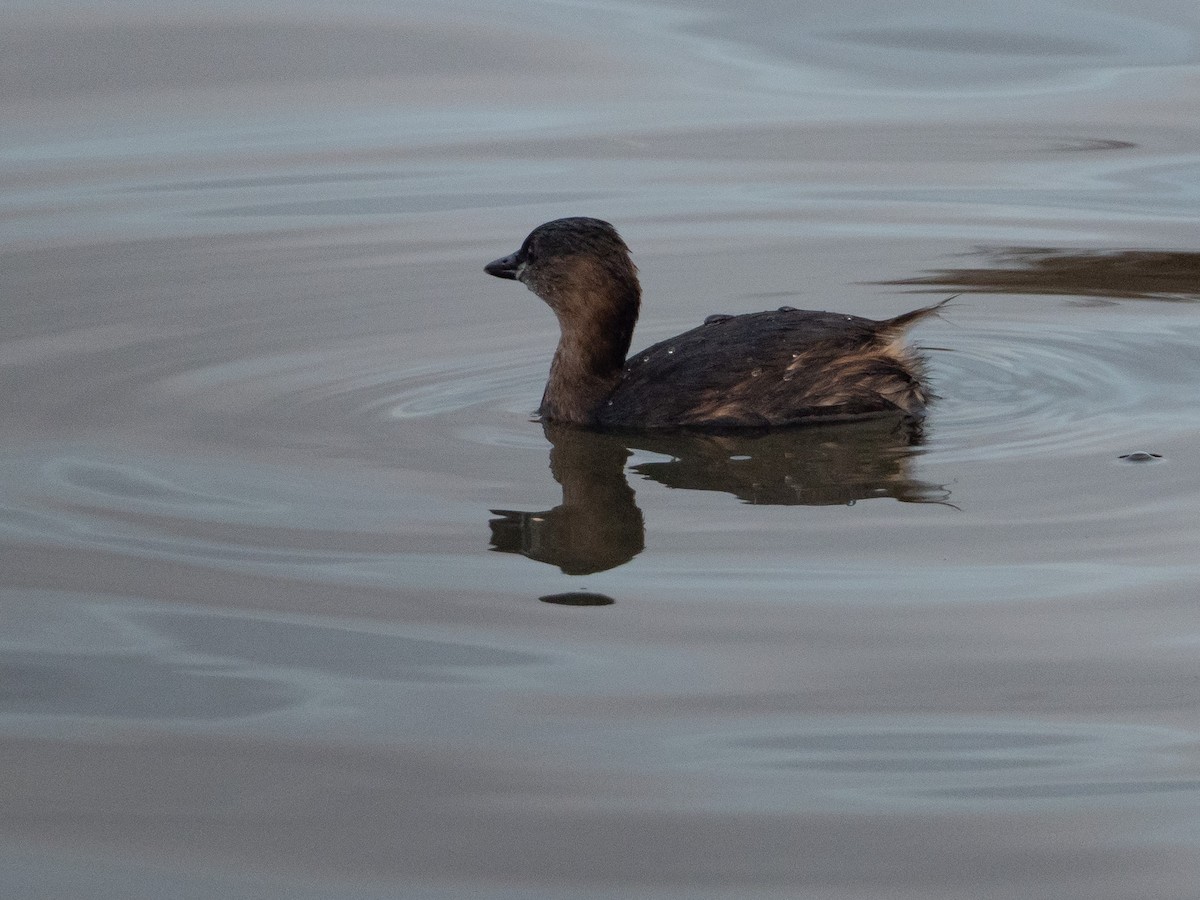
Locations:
531;256;640;425
540;330;625;425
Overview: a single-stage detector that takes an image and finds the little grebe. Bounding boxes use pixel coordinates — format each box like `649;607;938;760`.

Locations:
485;217;944;429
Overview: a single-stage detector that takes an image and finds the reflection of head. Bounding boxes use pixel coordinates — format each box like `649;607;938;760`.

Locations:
489;424;644;575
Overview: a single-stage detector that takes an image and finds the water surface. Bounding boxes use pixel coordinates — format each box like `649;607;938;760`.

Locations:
4;1;1200;897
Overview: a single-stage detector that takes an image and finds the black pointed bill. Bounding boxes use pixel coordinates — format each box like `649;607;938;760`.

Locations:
484;252;521;280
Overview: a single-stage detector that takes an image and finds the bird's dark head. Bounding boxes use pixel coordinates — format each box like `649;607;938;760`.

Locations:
485;218;642;423
484;217;640;327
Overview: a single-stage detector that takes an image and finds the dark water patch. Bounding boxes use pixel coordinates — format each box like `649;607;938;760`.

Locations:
729;726;1094;781
886;247;1200;301
4;507;381;568
744;730;1088;753
0;652;297;720
0;849;413;900
0;732;1159;892
928;780;1200;800
825;27;1108;58
0;596;550;725
795;757;1061;773
2;20;605;101
1051;138;1138;152
462;122;1150;166
811;158;1200;221
1;450;481;581
700;720;1200;810
135;610;547;679
6;456;372;567
129;172;409;192
683;3;1194;92
46;458;262;512
196;192;601;218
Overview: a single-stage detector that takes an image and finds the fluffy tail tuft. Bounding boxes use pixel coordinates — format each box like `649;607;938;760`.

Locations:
880;296;956;335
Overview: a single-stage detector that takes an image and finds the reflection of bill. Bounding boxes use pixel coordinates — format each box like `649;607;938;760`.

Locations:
884;247;1200;302
489;419;950;575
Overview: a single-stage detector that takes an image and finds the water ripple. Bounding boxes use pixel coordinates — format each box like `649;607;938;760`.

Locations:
44;458;264;513
923;319;1200;461
123;312;1200;469
699;718;1196;810
149;337;550;446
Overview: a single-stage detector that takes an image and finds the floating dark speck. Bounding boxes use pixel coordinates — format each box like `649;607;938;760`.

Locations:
539;592;616;607
1118;451;1163;463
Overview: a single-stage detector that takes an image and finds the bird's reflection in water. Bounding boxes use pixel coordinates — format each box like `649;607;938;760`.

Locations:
628;416;946;506
489;418;949;575
490;423;646;576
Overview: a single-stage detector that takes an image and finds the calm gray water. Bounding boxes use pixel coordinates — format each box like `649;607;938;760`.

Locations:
4;1;1200;897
